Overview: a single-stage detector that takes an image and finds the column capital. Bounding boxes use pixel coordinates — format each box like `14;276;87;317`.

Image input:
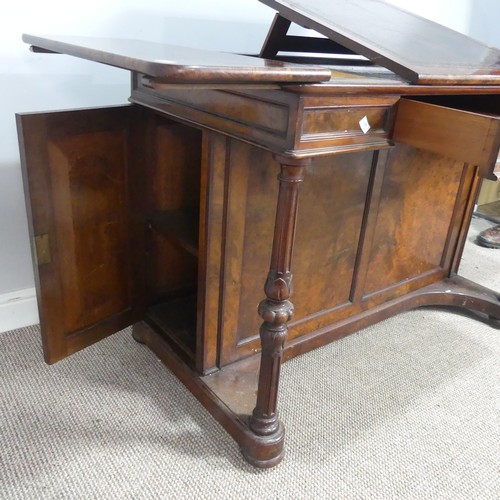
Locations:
272;154;312;167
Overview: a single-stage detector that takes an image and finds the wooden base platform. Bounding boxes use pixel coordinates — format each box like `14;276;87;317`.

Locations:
132;321;285;468
132;274;500;467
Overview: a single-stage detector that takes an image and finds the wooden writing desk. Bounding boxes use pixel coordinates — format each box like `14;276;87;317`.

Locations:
17;0;500;467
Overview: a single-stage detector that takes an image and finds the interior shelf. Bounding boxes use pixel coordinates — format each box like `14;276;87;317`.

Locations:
148;208;199;257
146;294;197;361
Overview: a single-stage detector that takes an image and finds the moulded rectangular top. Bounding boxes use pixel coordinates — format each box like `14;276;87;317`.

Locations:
259;0;500;85
22;34;332;85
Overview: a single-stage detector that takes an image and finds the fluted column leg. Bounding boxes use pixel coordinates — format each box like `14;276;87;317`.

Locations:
242;155;309;466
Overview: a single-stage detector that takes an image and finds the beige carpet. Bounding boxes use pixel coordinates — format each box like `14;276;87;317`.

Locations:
1;217;499;499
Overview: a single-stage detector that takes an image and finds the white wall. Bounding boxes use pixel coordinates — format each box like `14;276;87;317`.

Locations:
387;0;500;47
467;0;500;47
0;0;495;330
386;0;472;33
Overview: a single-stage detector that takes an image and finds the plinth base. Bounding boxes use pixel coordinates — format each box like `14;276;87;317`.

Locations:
131;274;500;468
132;321;285;468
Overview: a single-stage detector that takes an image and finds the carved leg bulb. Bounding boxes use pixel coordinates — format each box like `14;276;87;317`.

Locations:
242;155;309;467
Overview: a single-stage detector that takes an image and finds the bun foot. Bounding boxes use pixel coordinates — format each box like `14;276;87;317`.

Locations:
240;421;285;468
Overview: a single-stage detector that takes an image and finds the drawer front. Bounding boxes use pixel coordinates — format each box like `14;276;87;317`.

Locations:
134;74;398;156
131;73;298;152
297;103;395;152
393;98;500;177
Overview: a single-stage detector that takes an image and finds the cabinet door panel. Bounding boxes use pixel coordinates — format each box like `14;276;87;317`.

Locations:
17;106;140;363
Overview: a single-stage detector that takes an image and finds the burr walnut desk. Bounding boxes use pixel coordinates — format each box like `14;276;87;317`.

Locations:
17;0;500;467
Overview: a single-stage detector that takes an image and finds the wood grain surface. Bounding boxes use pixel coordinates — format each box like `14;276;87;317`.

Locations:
259;0;500;84
22;34;332;84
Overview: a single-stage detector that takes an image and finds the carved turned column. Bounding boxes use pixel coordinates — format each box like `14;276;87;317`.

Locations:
249;155;309;438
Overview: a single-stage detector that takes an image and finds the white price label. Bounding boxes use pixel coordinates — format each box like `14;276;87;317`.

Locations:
359;116;371;134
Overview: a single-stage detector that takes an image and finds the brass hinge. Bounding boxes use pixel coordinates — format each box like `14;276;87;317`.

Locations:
34;234;51;265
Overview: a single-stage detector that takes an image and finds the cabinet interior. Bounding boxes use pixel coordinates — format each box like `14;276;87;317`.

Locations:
135;112;203;366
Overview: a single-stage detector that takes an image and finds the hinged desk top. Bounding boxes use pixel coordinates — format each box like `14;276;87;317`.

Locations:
260;0;500;85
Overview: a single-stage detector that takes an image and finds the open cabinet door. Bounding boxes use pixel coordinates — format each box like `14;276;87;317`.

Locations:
17;106;143;363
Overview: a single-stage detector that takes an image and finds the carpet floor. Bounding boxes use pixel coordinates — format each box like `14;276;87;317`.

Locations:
1;217;499;499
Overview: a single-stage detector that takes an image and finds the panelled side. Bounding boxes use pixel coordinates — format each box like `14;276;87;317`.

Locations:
216;138;479;365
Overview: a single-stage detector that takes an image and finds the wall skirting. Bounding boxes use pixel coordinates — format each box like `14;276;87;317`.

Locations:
0;288;39;334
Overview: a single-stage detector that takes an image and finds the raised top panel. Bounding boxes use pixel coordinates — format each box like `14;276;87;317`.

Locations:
259;0;500;85
22;34;331;85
